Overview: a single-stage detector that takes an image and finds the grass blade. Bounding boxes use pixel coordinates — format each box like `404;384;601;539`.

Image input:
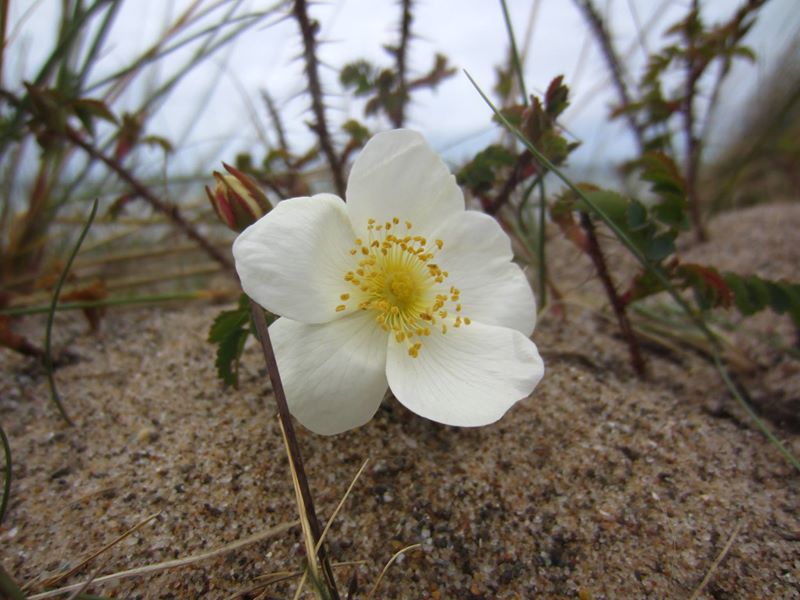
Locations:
498;0;528;104
0;423;10;525
44;198;98;426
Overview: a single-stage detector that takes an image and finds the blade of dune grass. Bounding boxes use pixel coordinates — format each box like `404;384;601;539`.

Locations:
44;199;98;426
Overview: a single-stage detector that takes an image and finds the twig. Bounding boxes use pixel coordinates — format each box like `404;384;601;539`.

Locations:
293;0;346;198
393;0;413;127
248;299;340;599
573;0;645;153
485;150;533;215
579;211;646;376
682;0;707;242
63;126;235;272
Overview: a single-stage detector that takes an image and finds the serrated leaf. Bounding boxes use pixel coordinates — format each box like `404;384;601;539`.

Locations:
215;327;250;387
208;294;252;387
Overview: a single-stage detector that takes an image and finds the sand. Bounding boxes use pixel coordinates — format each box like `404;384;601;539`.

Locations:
1;203;799;599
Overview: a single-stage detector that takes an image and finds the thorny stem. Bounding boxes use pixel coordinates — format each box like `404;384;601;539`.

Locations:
293;0;346;198
579;212;646;377
393;0;413;128
485;151;533;215
248;299;341;600
574;0;645;154
682;0;708;242
63;126;235;272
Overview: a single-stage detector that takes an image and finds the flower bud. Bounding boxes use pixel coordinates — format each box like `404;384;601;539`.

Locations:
206;163;271;232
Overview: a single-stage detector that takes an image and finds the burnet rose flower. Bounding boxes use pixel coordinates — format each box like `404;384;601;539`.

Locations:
233;129;544;435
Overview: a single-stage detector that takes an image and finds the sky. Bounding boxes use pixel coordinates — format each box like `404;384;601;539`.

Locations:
6;0;800;184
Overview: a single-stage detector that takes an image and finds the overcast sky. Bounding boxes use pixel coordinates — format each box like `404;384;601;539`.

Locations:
7;0;799;182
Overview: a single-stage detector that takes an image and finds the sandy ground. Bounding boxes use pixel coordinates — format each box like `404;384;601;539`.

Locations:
1;203;799;599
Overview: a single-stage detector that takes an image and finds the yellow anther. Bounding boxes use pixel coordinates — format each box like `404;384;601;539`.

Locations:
464;317;471;325
456;303;462;312
336;216;467;357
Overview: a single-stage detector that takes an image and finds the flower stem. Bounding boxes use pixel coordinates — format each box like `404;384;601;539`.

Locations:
579;211;646;377
247;298;340;599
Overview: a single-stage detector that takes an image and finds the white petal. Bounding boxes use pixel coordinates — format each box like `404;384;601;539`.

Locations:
432;211;537;336
346;129;464;236
233;194;357;324
269;312;389;435
386;321;543;427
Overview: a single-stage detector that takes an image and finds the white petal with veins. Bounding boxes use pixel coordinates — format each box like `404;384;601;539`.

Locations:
234;194;356;324
385;320;544;427
346;129;464;237
270;312;389;435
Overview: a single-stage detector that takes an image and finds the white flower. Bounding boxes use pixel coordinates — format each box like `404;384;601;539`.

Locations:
233;129;544;435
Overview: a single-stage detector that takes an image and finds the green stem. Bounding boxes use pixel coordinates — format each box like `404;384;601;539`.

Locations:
44;199;98;426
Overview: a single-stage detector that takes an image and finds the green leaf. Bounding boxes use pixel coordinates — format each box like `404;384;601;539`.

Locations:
644;232;676;262
208;294;252;387
456;144;516;193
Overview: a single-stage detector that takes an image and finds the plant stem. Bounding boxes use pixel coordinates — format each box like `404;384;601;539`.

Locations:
682;0;707;242
293;0;346;198
248;298;340;600
63;126;235;272
579;211;646;377
537;177;547;309
393;0;413;127
574;0;644;153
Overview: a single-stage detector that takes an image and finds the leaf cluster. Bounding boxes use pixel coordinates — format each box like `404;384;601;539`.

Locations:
458;76;578;211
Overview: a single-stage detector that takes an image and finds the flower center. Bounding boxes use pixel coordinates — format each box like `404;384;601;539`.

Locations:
335;217;470;357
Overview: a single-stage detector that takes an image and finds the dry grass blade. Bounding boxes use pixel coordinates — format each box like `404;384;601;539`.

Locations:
278;416;323;600
688;521;742;600
27;520;298;599
43;512;161;587
63;551;114;600
316;459;369;553
292;458;369;599
366;544;422;600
